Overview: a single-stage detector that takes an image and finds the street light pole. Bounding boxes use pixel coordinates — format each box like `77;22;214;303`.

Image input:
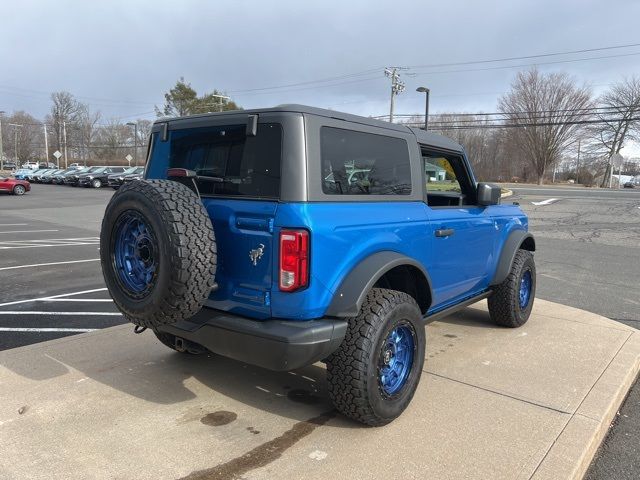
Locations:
8;123;22;164
416;87;430;130
0;111;5;170
43;124;50;166
126;122;138;166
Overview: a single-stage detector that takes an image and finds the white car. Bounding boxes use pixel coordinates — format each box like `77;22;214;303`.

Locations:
21;162;40;170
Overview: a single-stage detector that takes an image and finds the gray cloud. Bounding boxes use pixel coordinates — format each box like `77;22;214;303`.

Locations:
2;0;640;121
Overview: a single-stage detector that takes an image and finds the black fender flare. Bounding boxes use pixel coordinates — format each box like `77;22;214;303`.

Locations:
490;230;536;286
324;251;433;317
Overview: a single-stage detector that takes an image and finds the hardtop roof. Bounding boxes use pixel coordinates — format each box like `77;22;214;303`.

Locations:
154;104;464;153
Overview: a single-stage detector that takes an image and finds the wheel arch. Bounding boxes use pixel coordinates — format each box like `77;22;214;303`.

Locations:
490;230;536;286
324;251;433;317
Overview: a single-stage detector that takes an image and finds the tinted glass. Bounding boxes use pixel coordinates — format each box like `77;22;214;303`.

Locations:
321;127;411;195
169;123;282;198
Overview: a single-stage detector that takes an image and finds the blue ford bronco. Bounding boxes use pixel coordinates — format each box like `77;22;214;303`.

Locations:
100;105;536;426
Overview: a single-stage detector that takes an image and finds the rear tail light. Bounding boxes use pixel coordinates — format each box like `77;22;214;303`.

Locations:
279;229;309;292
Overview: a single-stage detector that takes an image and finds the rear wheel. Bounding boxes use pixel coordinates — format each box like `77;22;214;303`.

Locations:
488;249;536;327
13;185;26;195
326;288;425;426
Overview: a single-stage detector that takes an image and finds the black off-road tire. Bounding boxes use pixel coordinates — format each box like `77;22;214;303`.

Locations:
326;288;425;426
488;249;536;328
100;179;217;329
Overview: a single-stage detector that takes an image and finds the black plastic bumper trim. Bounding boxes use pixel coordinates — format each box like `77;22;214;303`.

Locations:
157;307;347;371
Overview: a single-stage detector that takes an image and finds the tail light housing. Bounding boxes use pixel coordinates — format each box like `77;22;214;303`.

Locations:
279;229;309;292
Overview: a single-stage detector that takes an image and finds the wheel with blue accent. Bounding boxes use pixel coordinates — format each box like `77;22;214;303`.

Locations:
488;249;536;327
326;288;425;426
100;179;217;329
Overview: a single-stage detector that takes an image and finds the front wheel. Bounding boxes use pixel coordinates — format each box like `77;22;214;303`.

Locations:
488;249;536;327
326;288;425;426
13;185;26;195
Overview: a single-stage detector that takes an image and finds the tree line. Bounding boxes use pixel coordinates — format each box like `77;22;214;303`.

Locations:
401;68;640;186
0;78;239;167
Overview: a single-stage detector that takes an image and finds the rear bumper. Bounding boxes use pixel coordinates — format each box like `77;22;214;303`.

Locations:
157;308;347;371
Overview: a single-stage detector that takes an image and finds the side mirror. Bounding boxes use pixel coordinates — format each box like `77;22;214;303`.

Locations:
477;182;501;206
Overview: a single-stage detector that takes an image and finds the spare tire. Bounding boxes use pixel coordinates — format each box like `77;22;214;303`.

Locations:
100;179;217;328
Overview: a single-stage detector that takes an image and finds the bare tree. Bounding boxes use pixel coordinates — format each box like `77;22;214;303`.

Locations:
498;69;593;184
75;105;102;165
589;77;640;186
47;91;82;155
6;111;42;163
94;119;130;162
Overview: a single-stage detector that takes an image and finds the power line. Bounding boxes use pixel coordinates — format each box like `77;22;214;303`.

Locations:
405;42;640;69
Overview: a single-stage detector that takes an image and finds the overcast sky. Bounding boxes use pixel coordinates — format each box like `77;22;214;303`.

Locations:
3;0;640;123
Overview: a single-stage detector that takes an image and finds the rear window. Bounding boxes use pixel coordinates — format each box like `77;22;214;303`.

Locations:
320;127;411;195
169;123;282;198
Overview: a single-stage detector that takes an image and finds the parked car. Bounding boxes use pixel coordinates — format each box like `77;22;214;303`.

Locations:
623;181;636;188
21;162;40;170
25;169;48;182
69;163;82;169
13;168;33;180
78;166;126;188
40;169;65;184
38;162;57;169
100;105;536;426
2;161;17;170
51;168;81;185
0;176;30;195
64;166;103;186
31;169;57;183
108;166;145;189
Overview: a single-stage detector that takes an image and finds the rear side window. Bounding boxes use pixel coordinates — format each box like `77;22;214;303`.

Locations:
169;123;282;198
320;127;411;195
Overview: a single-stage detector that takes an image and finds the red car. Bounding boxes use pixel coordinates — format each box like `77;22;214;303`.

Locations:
0;176;30;195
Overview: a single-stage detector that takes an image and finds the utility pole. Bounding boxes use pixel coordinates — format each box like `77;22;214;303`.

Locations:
385;67;405;123
8;123;22;164
575;139;581;184
0;111;5;170
63;121;68;169
126;122;138;166
43;124;50;166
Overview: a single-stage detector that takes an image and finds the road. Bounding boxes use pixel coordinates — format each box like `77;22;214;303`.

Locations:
507;185;640;480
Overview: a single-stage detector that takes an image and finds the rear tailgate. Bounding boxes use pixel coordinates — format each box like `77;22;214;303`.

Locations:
203;199;277;319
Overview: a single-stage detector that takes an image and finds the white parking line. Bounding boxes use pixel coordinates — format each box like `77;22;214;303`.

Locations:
0;287;108;307
0;230;59;234
0;223;28;226
42;299;112;303
0;259;100;272
531;198;559;206
0;311;120;316
0;241;99;250
0;327;98;332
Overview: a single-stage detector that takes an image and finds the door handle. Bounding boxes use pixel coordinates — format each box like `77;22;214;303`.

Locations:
435;228;455;237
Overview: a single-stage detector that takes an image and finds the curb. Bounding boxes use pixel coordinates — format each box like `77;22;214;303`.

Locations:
501;189;513;198
531;331;640;479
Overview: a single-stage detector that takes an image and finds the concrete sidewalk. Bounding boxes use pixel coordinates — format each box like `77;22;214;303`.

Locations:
0;299;638;480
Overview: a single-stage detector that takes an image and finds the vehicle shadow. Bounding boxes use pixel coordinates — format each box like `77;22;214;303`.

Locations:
1;304;510;424
1;330;340;423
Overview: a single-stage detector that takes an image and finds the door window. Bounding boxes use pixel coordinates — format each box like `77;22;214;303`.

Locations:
422;152;475;207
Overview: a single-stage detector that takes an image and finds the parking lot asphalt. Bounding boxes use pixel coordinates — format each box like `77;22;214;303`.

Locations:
507;185;640;480
0;184;123;350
